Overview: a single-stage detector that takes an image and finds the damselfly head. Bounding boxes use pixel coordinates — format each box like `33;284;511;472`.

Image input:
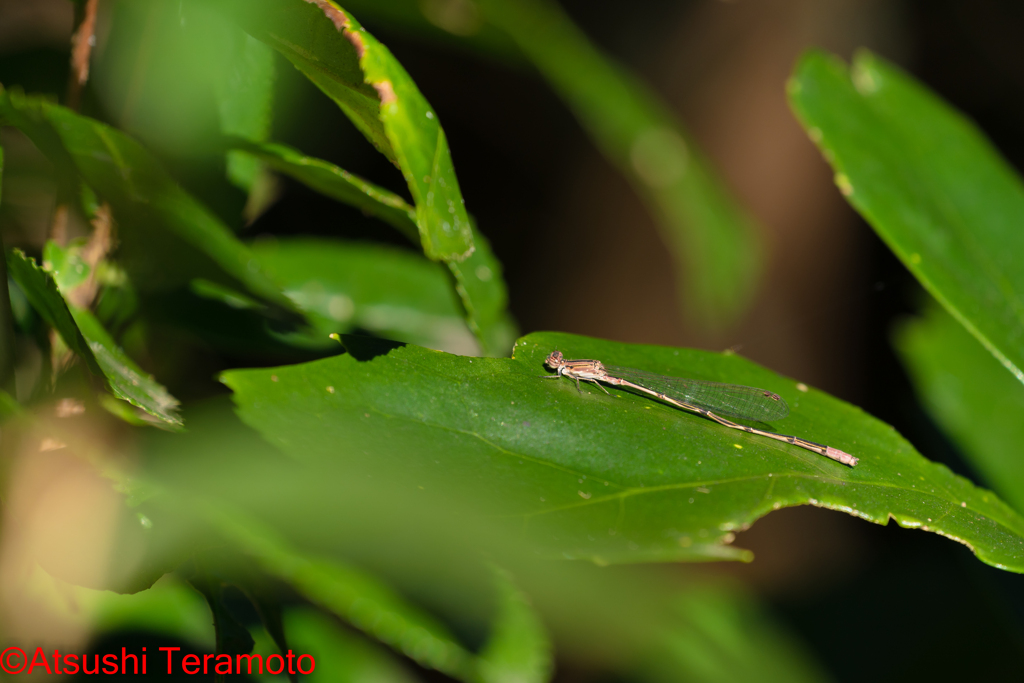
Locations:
545;350;565;369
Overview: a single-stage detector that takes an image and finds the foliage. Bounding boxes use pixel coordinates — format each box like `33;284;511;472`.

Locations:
1;1;1023;681
789;50;1024;384
787;49;1024;534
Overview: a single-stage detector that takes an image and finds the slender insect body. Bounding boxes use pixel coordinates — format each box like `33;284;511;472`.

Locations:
543;350;858;467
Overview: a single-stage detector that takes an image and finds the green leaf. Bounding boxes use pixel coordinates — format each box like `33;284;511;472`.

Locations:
479;569;552;683
7;248;101;375
218;0;515;353
91;576;216;649
237;140;419;241
275;606;420;683
71;306;183;429
236;586;297;683
447;222;516;357
303;0;519;61
354;19;475;263
222;331;1024;572
224;0;475;263
0;88;294;311
474;0;760;326
251;237;479;354
214;27;280;223
0;388;21;420
133;401;825;678
237;141;515;356
189;564;257;659
43;238;91;292
46;239;182;428
222;0;395;163
276;0;762;325
19;570;215;649
640;583;828;683
897;302;1024;514
788;50;1024;384
8;248;181;428
190;278;265;312
208;507;478;681
215;31;276;192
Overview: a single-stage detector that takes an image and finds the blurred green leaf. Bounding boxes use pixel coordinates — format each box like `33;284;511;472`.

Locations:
93;0;246;158
93;264;139;332
44;238;91;291
0;87;295;311
237;140;419;241
134;400;826;680
251;237;479;354
189;565;257;659
241;593;299;683
639;583;828;683
789;50;1024;385
71;306;183;429
22;569;214;649
224;0;475;264
190;278;266;312
237;141;515;356
209;507;478;681
222;332;1024;571
897;302;1024;514
91;576;215;648
7;247;100;374
234;578;297;683
216;32;276;193
267;607;420;683
8;248;181;427
0;387;21;420
479;569;552;683
474;0;760;327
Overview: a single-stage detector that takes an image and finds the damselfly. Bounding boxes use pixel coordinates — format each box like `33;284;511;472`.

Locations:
544;351;857;466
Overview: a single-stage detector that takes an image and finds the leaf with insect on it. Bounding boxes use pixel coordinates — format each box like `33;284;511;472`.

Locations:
221;330;1024;571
